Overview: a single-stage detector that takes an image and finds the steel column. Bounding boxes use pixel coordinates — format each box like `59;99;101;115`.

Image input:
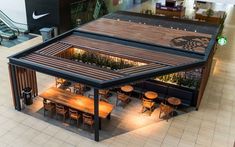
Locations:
94;88;99;141
9;65;21;111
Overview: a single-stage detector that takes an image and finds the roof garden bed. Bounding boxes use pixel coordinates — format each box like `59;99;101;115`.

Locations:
155;68;202;89
56;47;146;70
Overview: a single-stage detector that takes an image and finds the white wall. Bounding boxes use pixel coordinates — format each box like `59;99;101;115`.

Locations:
0;0;28;29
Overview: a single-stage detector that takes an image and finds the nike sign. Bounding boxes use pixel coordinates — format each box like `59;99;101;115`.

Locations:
32;11;50;20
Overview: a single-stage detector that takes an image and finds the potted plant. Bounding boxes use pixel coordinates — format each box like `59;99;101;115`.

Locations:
206;8;214;17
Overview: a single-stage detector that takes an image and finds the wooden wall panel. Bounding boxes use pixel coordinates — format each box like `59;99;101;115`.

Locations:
196;46;214;109
16;67;38;97
8;64;38;110
8;64;17;109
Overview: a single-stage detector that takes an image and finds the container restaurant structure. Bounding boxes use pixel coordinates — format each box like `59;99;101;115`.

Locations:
8;11;221;141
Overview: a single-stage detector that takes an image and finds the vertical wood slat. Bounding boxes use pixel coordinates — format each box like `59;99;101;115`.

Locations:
21;68;26;93
9;64;38;110
33;71;38;96
29;70;34;96
8;64;17;108
26;69;31;92
15;67;22;98
17;68;23;97
23;68;28;90
56;47;74;59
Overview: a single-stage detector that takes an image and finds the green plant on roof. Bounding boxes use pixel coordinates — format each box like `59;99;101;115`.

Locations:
73;50;137;70
206;8;214;17
156;69;201;89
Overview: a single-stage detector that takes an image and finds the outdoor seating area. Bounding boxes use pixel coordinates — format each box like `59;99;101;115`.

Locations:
22;76;188;140
8;11;221;141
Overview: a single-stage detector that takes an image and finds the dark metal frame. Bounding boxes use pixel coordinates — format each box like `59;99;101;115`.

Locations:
9;65;21;110
8;12;221;142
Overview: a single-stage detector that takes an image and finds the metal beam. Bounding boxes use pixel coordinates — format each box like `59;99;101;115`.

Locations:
9;56;206;90
94;88;99;141
100;61;205;89
9;58;103;88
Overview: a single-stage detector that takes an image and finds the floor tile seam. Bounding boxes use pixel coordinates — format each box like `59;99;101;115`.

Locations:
210;100;225;147
160;119;174;146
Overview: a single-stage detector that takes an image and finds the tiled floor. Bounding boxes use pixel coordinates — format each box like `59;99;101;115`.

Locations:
0;1;235;147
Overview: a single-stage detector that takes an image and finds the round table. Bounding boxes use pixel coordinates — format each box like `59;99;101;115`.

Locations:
167;97;181;106
144;91;158;100
121;85;134;93
167;97;181;116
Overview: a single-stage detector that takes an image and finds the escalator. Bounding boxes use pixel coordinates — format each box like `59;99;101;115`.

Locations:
0;10;28;40
0;19;17;39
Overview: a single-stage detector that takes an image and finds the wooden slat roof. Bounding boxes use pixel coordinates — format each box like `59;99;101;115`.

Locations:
21;53;125;81
9;11;219;88
104;11;219;35
61;35;198;66
36;42;72;56
117;63;167;75
79;18;211;53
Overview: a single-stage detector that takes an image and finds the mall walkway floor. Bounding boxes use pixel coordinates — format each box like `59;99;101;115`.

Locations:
0;3;235;147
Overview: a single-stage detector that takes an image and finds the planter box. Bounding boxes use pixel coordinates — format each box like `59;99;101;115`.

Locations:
133;79;198;107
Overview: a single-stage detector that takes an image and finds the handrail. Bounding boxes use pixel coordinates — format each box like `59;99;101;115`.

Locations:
0;10;27;26
0;34;2;43
0;18;20;35
0;10;28;33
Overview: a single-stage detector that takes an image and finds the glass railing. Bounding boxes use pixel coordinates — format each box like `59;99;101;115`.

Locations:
0;10;28;34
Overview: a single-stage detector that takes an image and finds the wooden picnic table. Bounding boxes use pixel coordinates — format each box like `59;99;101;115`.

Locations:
39;87;114;119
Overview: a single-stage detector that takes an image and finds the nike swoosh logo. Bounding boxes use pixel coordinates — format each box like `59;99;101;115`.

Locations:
32;11;50;20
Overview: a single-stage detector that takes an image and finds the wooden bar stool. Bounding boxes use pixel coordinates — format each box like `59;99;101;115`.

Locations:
55;104;68;122
69;108;81;127
43;99;55;117
159;103;173;121
116;92;131;107
142;98;155;115
82;113;94;129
